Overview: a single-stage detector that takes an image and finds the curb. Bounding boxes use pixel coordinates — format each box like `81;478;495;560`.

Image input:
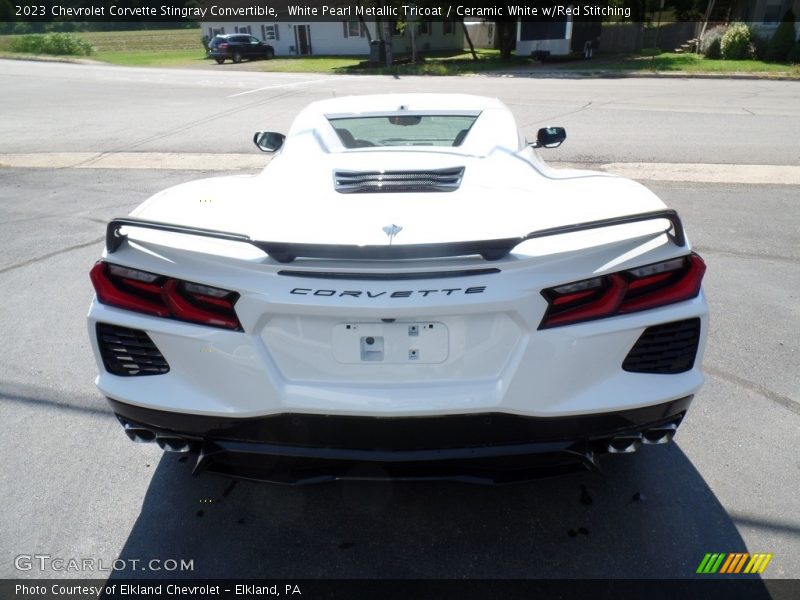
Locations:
0;53;103;65
472;69;800;81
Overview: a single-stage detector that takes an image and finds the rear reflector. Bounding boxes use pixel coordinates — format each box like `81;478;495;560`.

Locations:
90;262;242;331
540;253;705;329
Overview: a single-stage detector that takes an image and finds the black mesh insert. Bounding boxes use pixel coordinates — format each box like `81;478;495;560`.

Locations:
623;318;701;374
96;323;169;376
334;167;464;193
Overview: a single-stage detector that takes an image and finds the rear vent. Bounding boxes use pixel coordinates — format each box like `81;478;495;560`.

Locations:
622;318;701;374
334;167;464;193
96;323;170;376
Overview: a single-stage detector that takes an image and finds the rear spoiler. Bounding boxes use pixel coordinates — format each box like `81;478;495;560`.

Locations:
106;209;686;263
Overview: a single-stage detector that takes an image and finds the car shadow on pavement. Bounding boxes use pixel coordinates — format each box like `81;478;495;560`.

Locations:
108;442;769;585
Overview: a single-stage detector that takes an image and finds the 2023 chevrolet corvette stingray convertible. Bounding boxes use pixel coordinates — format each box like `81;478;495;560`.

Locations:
88;94;707;484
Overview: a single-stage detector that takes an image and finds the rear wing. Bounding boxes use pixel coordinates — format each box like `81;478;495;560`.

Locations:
106;209;686;263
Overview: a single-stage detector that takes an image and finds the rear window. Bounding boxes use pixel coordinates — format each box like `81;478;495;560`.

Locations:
328;115;479;148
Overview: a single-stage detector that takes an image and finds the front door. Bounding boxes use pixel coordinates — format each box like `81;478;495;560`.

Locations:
295;25;311;55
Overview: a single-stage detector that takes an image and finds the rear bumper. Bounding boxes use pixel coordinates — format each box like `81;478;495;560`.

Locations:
109;395;692;484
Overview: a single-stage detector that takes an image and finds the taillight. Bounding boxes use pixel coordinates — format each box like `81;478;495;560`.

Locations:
218;43;229;49
90;262;242;331
539;253;705;329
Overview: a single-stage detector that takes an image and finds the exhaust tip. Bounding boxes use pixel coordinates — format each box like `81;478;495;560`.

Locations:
123;423;156;443
642;422;678;445
607;434;642;454
156;436;194;453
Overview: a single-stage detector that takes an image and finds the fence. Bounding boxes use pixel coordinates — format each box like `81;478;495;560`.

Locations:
599;21;702;53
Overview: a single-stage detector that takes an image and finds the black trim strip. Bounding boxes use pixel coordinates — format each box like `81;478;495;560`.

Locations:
276;268;501;281
107;395;692;450
256;239;516;263
106;209;686;262
106;218;251;253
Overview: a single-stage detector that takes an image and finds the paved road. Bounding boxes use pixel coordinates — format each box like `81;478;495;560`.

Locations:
0;61;798;583
1;60;799;164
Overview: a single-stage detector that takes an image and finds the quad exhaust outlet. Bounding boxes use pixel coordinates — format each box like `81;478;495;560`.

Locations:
606;421;680;453
121;420;195;453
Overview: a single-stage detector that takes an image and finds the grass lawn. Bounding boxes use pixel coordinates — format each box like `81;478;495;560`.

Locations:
333;49;525;75
560;51;800;76
72;28;201;53
92;50;206;67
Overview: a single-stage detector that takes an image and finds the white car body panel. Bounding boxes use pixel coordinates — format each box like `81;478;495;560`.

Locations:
88;94;708;483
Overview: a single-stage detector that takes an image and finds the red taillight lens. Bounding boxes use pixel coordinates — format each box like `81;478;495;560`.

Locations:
218;43;229;49
619;254;705;313
90;262;169;318
90;262;242;331
539;253;705;329
161;280;241;330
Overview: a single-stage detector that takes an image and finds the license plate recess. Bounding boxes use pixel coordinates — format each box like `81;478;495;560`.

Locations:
332;322;448;364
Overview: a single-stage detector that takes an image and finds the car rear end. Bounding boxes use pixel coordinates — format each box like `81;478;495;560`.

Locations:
88;217;708;484
208;35;232;62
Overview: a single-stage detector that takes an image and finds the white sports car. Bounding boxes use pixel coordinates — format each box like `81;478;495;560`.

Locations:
88;94;708;484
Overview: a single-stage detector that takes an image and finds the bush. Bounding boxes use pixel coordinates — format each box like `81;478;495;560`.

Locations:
789;42;800;64
706;37;722;59
699;26;725;59
750;31;769;60
766;10;797;61
9;32;93;56
720;22;753;60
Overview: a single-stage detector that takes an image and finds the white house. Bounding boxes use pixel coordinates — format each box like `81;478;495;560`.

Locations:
730;0;800;38
202;20;464;56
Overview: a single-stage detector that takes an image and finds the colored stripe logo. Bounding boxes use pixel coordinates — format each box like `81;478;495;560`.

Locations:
696;553;773;574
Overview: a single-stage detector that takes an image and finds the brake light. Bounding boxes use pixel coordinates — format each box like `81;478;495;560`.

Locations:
90;262;242;331
539;253;705;329
218;43;229;49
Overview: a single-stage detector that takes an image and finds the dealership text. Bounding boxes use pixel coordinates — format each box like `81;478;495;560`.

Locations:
14;554;193;572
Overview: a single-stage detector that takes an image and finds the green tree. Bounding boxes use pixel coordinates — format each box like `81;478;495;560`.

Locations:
766;10;797;61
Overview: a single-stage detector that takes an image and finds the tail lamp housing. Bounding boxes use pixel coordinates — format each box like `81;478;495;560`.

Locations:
540;253;705;329
90;262;242;331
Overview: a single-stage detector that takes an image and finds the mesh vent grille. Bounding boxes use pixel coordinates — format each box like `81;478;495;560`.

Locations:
96;323;170;376
623;318;701;374
334;167;464;193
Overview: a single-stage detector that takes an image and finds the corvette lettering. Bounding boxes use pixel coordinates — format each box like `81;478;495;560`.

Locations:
290;286;486;298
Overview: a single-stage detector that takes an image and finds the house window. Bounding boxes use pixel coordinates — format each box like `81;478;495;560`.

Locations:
343;20;364;38
417;21;430;36
443;21;455;35
211;27;225;36
763;0;791;23
235;25;251;35
261;24;279;41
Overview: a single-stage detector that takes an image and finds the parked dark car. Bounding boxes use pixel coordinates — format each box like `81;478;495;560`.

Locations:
209;34;275;64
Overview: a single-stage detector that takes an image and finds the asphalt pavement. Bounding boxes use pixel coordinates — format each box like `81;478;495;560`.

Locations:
0;60;798;583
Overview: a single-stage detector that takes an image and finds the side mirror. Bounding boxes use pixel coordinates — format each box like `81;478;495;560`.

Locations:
533;127;566;149
253;131;285;153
